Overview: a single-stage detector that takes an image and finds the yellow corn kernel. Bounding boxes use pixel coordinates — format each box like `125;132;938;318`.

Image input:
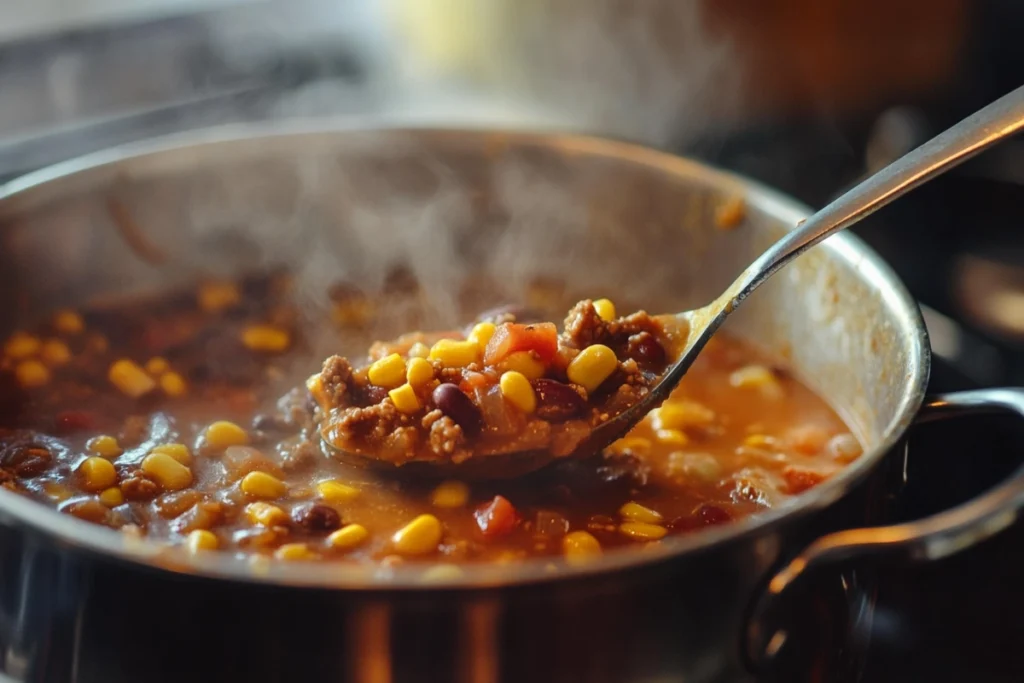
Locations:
496;351;545;380
609;436;651;457
499;371;536;413
202;420;248;451
619;522;668;541
40;339;71;367
407;341;430;359
79;457;117;491
650;401;716;431
392;514;443;556
368;353;407;388
388;383;421;414
406;357;435;388
4;332;40;360
99;487;124;507
15;360;49;388
108;359;156;398
145;357;169;376
562;530;602;564
593;298;616;321
53;310;85;335
306;374;326;408
327;524;369;551
428;339;479;368
468;322;496;352
186;529;218;553
197;281;240;313
430;480;470;508
656;428;689;447
316;479;360;503
729;365;783;399
86;435;122;458
151;443;192;465
566;344;618;393
160;371;187;397
141;452;193;491
241;324;291;353
240;471;287;499
619;501;664;524
245;501;289;527
275;543;316;561
743;434;779;450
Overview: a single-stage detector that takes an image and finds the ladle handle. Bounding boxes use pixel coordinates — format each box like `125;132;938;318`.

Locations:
744;387;1024;673
726;84;1024;312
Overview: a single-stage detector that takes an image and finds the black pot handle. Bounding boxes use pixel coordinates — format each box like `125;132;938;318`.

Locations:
744;388;1024;672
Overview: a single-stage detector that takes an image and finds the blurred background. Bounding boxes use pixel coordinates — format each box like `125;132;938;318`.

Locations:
1;2;1024;681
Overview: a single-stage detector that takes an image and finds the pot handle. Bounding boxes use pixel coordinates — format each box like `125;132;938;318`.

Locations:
744;388;1024;671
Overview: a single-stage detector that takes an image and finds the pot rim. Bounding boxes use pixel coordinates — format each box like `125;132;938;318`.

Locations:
0;123;931;590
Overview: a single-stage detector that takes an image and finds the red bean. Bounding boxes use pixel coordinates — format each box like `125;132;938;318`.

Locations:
626;332;666;368
695;504;732;526
1;444;52;478
532;379;586;421
291;503;341;532
432;383;483;436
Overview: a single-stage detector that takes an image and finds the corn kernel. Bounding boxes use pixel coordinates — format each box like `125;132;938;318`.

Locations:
79;457;117;491
186;529;218;553
99;487;124;507
245;501;289;526
562;530;602;564
86;435;122;458
15;360;49;388
160;371;188;397
496;351;545;380
388;383;420;414
468;322;496;352
145;357;169;375
428;339;479;368
619;501;663;524
197;281;240;313
202;420;248;451
619;522;668;541
40;339;71;367
656;428;689;447
650;401;716;431
743;434;779;450
729;365;783;399
407;342;430;359
406;357;435;388
241;471;287;499
316;480;360;503
593;298;616;321
4;332;40;359
141;452;193;491
53;310;85;335
241;324;291;353
566;344;618;393
327;523;369;551
108;359;156;398
392;514;442;556
306;374;326;407
368;353;407;388
430;480;470;508
498;371;537;413
275;543;316;561
151;443;192;465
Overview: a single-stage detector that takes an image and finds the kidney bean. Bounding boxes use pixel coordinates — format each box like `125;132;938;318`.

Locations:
626;332;666;368
432;383;483;436
695;504;732;526
532;379;586;422
291;503;341;532
1;444;52;478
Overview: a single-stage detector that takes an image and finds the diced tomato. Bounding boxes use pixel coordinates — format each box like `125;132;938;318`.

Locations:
474;495;518;538
483;322;558;366
782;467;827;495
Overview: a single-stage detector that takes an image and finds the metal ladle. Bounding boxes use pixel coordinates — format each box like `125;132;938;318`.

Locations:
325;84;1024;479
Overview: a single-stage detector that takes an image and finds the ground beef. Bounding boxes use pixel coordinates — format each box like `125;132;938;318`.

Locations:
276;438;318;472
332;400;405;442
427;414;465;457
120;470;159;501
320;355;354;408
562;301;663;351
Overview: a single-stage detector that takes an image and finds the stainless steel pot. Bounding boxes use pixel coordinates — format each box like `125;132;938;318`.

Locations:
0;127;1022;683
